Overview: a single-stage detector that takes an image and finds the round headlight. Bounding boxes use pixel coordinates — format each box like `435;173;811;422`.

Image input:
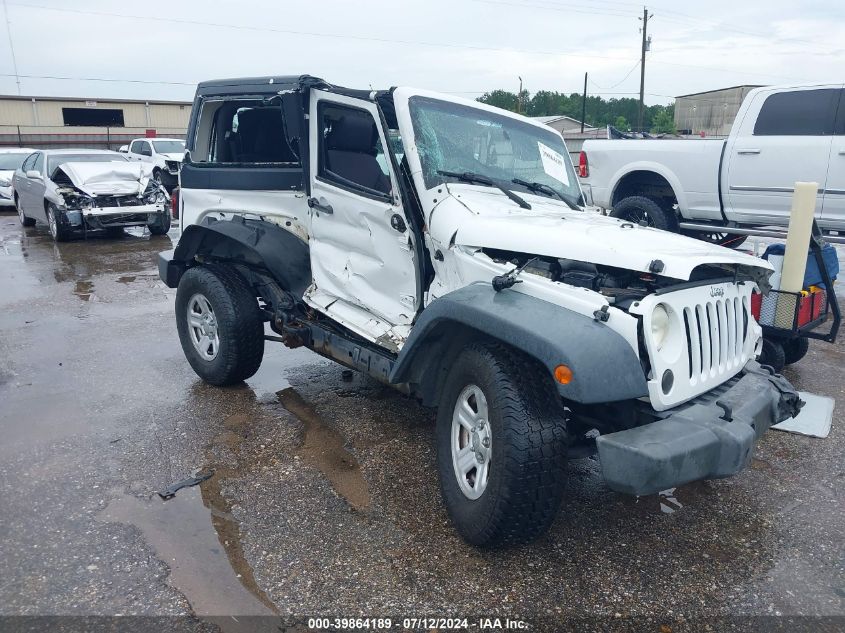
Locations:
651;304;670;351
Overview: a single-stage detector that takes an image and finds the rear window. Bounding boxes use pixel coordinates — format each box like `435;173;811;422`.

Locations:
753;89;838;136
195;100;299;166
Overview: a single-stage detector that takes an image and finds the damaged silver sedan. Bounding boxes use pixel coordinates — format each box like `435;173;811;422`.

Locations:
12;149;170;241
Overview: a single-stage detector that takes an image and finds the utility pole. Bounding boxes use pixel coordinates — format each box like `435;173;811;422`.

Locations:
2;0;21;95
637;7;653;133
517;76;523;114
581;72;587;133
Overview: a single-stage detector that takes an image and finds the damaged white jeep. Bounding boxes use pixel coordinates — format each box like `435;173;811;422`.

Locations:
160;76;802;547
13;149;170;241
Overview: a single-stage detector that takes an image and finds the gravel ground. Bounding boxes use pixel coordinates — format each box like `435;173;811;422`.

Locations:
0;213;842;632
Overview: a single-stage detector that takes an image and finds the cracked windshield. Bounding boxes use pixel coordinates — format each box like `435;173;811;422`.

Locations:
409;96;580;204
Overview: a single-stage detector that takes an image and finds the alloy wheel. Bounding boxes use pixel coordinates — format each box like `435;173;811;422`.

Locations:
451;384;492;500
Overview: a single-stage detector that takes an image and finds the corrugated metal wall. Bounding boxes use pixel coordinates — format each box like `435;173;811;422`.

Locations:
0;95;191;148
673;86;761;137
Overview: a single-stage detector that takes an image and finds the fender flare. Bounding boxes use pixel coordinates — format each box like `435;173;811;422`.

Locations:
161;217;311;297
391;283;648;405
610;162;687;213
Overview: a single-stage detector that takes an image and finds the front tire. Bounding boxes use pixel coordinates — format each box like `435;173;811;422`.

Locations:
435;342;568;548
175;264;264;386
610;195;679;232
46;204;71;242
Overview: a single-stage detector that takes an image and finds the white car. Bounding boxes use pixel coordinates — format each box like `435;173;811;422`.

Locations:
13;149;170;241
0;147;36;207
580;82;845;245
159;75;803;548
125;137;185;189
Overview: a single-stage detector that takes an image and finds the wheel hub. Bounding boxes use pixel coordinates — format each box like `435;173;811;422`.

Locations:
187;293;220;361
451;384;492;499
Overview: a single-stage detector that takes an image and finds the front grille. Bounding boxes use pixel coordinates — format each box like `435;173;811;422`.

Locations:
636;281;758;411
682;295;749;385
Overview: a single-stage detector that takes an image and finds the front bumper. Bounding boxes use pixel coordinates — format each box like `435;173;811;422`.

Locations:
596;361;803;496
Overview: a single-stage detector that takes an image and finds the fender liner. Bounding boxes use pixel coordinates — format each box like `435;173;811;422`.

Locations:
160;217;311;297
390;283;648;405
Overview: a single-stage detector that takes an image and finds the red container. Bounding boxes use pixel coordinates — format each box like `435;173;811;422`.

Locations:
751;292;762;320
796;289;825;327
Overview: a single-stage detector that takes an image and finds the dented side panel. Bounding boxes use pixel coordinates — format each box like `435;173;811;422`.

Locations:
306;90;420;330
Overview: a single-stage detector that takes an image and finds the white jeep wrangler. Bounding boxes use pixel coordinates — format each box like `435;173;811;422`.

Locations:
159;75;802;547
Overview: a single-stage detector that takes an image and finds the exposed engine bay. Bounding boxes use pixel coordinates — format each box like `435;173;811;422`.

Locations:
481;248;757;310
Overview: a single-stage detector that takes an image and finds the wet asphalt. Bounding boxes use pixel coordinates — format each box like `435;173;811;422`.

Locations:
0;213;843;632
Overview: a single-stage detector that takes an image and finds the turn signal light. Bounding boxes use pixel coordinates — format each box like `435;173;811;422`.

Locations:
554;364;573;385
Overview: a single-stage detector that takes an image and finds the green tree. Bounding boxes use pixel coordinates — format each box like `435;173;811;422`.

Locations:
614;116;630;131
650;109;677;134
477;89;519;112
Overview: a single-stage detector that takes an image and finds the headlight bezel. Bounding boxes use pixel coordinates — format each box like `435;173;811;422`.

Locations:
651;303;671;351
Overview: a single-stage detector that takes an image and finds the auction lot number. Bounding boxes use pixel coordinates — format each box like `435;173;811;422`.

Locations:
308;617;471;630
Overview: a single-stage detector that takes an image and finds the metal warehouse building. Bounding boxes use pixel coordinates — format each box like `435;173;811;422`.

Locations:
674;85;763;137
0;94;191;149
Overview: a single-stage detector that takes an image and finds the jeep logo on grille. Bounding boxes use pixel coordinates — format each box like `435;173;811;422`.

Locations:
709;286;725;297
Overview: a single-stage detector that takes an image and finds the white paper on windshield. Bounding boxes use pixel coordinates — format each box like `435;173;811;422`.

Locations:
537;142;569;187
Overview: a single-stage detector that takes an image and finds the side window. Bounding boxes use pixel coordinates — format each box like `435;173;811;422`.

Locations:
32;153;44;173
202;101;298;165
130;140;142;154
317;103;392;197
139;142;152;156
753;89;838;136
21;153;36;172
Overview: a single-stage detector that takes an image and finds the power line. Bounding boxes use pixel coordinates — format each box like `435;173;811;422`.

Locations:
5;2;635;63
589;59;640;90
0;73;196;86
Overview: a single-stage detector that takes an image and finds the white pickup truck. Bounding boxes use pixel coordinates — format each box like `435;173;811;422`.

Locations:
580;83;845;246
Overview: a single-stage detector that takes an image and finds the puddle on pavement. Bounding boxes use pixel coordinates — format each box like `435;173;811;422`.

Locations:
98;487;274;621
277;387;371;511
117;275;136;283
73;280;94;301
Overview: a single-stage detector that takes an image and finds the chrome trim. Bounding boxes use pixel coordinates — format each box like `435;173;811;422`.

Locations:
730;185;823;193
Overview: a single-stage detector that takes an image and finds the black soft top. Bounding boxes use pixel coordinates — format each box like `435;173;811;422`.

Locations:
194;74;377;101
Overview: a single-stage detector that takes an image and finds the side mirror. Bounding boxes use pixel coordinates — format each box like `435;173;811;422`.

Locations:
118;145;128;153
26;170;42;180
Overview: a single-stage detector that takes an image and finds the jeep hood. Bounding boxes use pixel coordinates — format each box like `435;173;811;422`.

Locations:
434;187;773;285
55;162;153;196
160;152;183;162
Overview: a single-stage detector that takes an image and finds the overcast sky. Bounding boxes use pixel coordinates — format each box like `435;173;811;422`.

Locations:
1;0;843;105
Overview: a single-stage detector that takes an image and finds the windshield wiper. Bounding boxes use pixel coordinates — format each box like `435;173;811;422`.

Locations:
438;170;531;210
511;178;581;211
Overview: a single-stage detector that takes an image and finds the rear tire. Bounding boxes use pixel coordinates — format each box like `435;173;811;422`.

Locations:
783;337;810;366
435;342;568;548
610;195;679;232
759;338;786;373
16;195;35;227
175;264;264;386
